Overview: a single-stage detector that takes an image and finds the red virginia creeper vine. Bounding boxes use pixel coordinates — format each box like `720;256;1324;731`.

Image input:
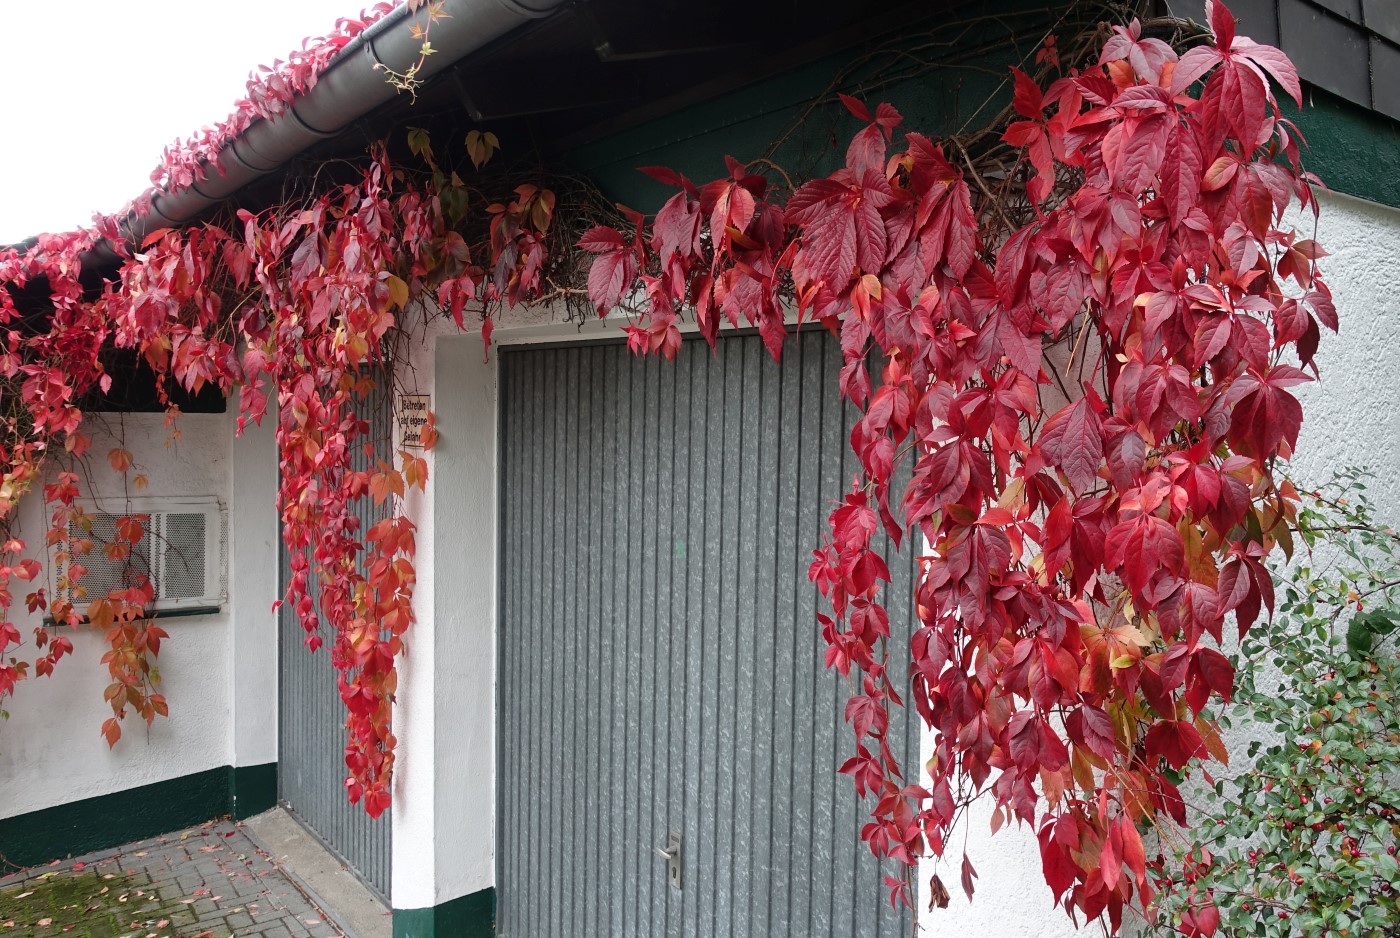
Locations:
1;3;1339;931
0;0;543;817
581;1;1329;930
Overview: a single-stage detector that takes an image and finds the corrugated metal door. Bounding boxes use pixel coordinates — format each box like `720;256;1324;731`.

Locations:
278;380;393;902
497;331;917;938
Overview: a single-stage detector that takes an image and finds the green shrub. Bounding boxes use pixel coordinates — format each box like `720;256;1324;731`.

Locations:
1149;469;1400;937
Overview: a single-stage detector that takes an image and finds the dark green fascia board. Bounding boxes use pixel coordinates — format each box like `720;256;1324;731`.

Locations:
565;0;1054;213
0;762;277;871
393;888;495;938
1289;85;1400;210
565;9;1400;212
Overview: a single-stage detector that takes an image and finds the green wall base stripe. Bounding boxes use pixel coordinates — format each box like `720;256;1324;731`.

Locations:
230;762;278;820
393;889;495;938
0;762;277;871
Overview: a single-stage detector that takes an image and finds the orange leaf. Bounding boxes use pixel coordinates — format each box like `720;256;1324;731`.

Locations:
401;452;429;490
108;448;133;473
384;274;409;310
419;412;439;451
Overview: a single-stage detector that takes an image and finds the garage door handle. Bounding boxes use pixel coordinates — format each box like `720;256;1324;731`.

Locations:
655;832;682;889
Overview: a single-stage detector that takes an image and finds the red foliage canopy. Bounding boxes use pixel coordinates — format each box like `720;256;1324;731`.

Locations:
1;3;1332;931
582;1;1326;928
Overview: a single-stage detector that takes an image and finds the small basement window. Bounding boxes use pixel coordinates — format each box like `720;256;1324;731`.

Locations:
50;496;226;620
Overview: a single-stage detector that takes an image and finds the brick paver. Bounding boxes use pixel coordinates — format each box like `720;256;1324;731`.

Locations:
1;819;348;937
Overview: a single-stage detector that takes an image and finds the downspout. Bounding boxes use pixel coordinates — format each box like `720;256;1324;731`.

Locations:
128;0;567;243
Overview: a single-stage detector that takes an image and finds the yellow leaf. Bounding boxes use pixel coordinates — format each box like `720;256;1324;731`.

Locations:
465;129;499;169
1110;623;1150;649
385;274;409;310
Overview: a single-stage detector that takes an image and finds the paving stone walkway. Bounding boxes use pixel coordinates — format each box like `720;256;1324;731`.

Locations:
0;819;348;937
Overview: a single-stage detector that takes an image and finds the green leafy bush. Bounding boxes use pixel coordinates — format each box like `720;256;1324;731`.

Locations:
1149;470;1400;937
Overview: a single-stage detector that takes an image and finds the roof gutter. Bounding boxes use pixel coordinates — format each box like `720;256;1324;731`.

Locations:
128;0;567;244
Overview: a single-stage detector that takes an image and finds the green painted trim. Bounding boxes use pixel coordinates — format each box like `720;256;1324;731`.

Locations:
1290;86;1400;209
393;888;495;938
0;766;228;870
565;1;1400;212
0;761;278;870
565;0;1055;213
230;762;278;820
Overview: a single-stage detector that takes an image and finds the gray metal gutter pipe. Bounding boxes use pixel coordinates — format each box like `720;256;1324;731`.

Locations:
131;0;567;240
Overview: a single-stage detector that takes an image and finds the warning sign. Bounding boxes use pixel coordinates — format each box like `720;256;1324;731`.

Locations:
398;394;431;449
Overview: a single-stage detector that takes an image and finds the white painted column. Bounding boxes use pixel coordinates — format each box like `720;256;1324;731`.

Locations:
392;326;499;911
228;411;281;773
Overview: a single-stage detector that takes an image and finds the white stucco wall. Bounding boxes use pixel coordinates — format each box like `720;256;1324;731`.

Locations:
0;405;280;821
1289;190;1400;522
228;413;281;771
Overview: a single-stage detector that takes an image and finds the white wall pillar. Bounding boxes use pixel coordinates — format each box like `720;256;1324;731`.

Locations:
392;327;499;914
228;411;280;778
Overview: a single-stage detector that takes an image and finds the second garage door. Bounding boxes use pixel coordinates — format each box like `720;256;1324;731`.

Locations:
497;330;918;938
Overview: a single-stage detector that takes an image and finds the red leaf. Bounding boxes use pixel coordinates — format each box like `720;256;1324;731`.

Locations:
1038;398;1103;494
1068;704;1117;759
577;225;626;253
1196;902;1222;936
1105;514;1183;595
960;853;978;901
1170;46;1223;96
584;246;638;317
1193;647;1235;701
1100;21;1177;83
1100;820;1121;890
638;165;697;195
789;174;892;288
1207;0;1236;53
1010;67;1043;119
1118;815;1146;886
1201;155;1238;192
838;93;871;122
653;192;703;266
1235;40;1302;107
1160;126;1204;226
1227;366;1307;460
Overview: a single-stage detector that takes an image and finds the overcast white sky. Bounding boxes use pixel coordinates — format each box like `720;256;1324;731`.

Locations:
1;0;363;244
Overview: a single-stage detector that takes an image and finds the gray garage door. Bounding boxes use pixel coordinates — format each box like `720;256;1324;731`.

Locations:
497;331;917;938
278;380;393;902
